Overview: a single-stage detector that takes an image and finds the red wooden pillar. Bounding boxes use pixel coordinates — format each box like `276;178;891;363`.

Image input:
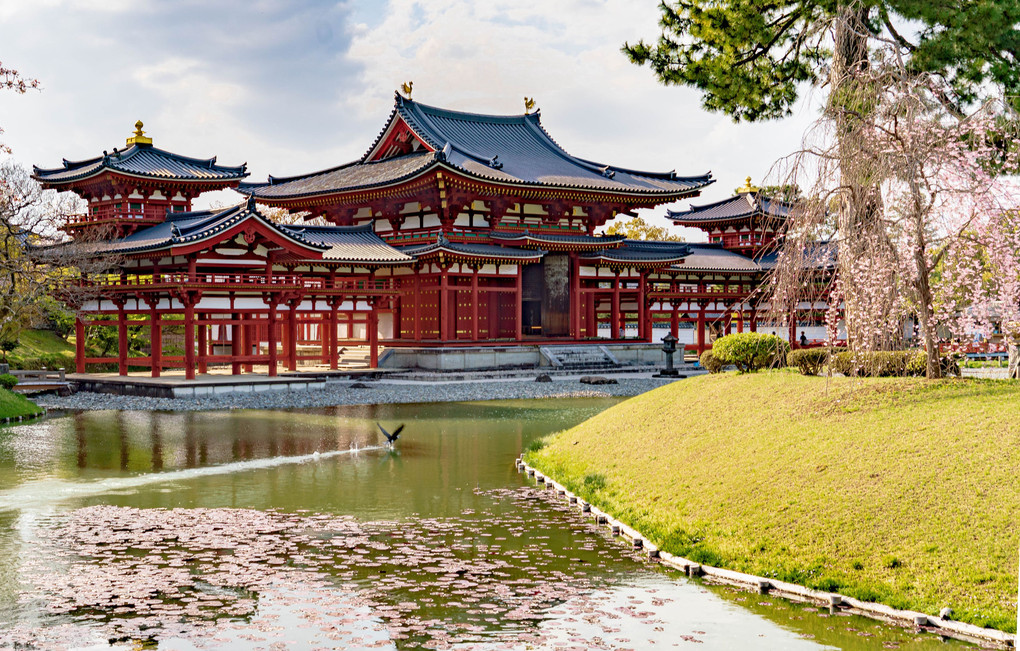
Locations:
696;302;706;355
368;301;379;368
320;311;330;364
570;254;581;340
638;272;648;341
611;271;621;340
150;303;162;378
586;294;596;338
243;319;254;373
231;312;241;375
412;271;421;341
267;303;279;377
514;264;523;342
197;313;208;375
183;299;196;380
287;301;298;372
117;302;128;376
75;315;86;374
439;265;450;341
750;308;758;332
670;302;679;338
471;265;480;341
329;299;340;370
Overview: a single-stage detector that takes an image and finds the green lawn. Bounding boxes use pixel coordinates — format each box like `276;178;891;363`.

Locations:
0;388;43;420
526;371;1020;633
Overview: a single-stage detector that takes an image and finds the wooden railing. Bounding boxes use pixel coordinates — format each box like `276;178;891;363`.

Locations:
82;274;397;293
710;235;773;249
65;205;170;228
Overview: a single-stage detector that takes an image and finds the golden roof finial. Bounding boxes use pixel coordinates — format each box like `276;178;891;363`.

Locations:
400;81;413;99
524;97;536;114
736;175;759;194
126;120;152;147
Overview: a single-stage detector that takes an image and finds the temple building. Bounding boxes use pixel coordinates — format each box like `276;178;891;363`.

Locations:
37;94;832;378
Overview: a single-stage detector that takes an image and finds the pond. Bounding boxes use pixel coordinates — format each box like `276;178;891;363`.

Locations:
0;400;971;650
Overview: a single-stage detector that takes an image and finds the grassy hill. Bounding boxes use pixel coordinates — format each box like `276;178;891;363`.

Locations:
526;371;1020;632
6;329;76;370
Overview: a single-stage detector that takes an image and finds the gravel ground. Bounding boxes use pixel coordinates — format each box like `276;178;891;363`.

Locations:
34;375;682;412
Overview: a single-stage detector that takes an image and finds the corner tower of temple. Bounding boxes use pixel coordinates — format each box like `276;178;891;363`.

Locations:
667;177;791;257
33;121;248;237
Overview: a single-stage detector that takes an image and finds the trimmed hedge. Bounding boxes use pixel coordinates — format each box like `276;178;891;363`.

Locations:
0;374;17;390
712;333;790;373
786;347;847;376
787;348;828;376
699;350;724;373
831;350;961;378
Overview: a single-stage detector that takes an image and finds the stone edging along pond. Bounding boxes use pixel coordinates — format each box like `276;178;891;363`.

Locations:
515;458;1016;650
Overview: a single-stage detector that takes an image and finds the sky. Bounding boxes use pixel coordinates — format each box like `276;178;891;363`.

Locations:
0;0;824;240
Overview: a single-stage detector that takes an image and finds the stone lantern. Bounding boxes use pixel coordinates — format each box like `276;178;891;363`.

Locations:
656;333;680;377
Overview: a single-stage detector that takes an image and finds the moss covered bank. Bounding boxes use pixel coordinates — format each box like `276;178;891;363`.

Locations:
526;371;1020;633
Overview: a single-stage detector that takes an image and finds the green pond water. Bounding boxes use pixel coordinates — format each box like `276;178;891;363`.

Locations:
0;400;972;650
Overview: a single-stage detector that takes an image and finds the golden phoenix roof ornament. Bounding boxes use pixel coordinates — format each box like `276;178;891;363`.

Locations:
126;120;152;147
400;81;413;99
524;97;536;114
736;176;759;194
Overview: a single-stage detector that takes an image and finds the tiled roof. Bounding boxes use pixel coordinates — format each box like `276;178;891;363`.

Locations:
668;191;791;224
673;243;761;273
278;224;413;263
66;201;410;264
489;231;624;247
33;144;248;185
399;239;546;261
243;95;713;199
580;239;690;265
756;240;836;271
241;151;436;199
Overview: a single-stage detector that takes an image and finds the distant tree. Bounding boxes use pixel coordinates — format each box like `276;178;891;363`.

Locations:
0;162;114;344
603;216;684;241
0;60;39;154
756;184;802;204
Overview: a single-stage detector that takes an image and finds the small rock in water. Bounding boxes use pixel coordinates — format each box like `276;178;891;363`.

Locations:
579;376;617;385
535;374;552;383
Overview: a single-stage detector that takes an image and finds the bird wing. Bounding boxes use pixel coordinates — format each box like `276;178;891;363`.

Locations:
377;423;390;439
391;424;405;440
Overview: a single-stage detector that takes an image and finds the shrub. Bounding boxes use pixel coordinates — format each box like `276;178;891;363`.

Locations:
0;374;18;390
711;333;790;373
0;339;16;362
699;350;723;373
906;350;961;378
787;348;830;376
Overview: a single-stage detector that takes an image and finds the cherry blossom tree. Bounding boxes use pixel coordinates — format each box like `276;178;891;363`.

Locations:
0;60;39;154
769;46;1020;378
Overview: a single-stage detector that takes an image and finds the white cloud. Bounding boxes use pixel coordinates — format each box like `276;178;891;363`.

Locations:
1;0;821;235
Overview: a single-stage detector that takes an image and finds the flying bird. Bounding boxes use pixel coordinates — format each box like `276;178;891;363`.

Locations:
377;423;405;446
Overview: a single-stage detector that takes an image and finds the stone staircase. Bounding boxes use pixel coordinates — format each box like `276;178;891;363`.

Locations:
540;345;620;370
